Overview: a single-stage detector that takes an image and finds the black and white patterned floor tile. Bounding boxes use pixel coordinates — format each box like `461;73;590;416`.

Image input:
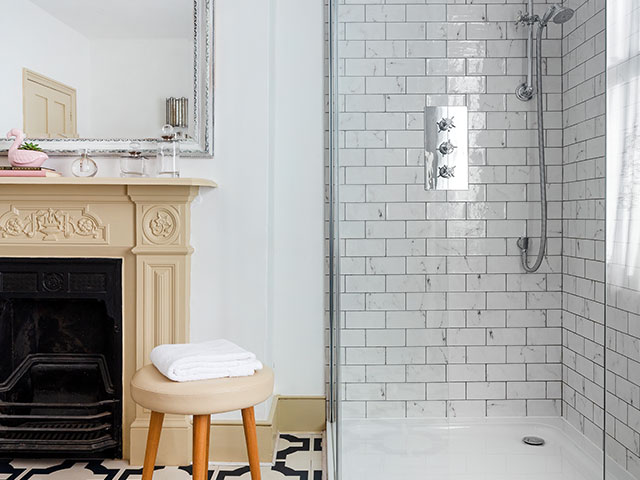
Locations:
0;434;323;480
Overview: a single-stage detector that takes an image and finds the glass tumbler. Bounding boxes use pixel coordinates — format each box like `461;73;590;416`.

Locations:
120;143;149;178
156;125;180;178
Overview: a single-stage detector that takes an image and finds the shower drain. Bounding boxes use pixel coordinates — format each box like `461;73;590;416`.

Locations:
523;436;545;446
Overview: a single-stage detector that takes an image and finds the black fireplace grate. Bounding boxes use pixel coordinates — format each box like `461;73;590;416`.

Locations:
1;421;117;452
0;354;121;456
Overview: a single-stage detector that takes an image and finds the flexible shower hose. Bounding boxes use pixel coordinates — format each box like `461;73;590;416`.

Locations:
519;22;548;273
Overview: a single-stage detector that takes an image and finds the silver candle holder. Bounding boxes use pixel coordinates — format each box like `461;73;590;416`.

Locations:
165;97;189;129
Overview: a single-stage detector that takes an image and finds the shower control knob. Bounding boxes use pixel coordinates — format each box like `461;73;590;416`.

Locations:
438;165;456;179
515;11;527;26
436;117;456;132
515;11;536;27
438;140;457;155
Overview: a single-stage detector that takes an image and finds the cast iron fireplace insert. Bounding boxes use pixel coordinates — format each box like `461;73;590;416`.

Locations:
0;258;122;458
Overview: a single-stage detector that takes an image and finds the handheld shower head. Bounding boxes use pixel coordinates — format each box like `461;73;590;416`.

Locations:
541;4;575;26
552;5;575;23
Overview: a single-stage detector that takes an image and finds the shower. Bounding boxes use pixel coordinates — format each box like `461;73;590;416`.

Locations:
329;0;637;478
516;3;575;272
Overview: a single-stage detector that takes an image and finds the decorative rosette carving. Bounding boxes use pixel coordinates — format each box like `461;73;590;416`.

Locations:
141;206;180;245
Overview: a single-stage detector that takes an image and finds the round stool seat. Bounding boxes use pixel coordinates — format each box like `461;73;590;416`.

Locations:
131;364;274;415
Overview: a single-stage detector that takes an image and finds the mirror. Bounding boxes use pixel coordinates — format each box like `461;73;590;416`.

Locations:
0;0;212;156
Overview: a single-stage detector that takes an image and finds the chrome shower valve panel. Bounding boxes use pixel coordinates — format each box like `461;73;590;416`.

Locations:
424;106;468;191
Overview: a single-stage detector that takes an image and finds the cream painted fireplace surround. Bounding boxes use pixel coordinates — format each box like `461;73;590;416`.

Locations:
0;177;215;465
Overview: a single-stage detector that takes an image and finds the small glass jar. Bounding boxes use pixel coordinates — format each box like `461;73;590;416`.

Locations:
156;125;180;178
120;142;149;178
71;150;98;177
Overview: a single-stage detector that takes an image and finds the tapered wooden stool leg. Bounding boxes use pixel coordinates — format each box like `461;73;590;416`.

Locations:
193;415;210;480
142;411;165;480
204;419;211;478
241;407;261;480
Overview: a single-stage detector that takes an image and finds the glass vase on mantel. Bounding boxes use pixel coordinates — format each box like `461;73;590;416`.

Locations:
71;150;98;177
156;124;180;178
120;142;149;178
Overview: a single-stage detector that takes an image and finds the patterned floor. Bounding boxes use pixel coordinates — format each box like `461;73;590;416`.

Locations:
0;434;323;480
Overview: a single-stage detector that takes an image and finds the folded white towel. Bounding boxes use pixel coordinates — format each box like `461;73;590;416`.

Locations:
150;339;263;382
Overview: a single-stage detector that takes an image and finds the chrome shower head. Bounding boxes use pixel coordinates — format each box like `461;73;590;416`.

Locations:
552;5;575;23
541;4;575;26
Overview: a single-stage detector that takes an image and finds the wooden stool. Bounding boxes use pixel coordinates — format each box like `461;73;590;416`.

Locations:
131;365;274;480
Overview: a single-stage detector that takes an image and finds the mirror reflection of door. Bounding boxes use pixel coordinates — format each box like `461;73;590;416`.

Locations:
23;68;78;139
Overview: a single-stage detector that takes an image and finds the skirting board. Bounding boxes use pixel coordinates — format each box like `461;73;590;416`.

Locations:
130;395;326;465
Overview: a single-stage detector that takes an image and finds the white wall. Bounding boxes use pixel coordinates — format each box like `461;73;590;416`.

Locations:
191;0;325;405
42;0;326;420
270;0;326;396
190;0;275;418
0;1;91;136
89;38;193;139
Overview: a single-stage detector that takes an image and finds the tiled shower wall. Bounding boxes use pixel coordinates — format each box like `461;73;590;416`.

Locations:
337;0;564;418
560;0;606;449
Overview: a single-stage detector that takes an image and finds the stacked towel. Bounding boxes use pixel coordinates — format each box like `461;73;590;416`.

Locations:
150;339;263;382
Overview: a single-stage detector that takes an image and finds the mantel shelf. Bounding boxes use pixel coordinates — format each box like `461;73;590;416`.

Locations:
0;177;217;187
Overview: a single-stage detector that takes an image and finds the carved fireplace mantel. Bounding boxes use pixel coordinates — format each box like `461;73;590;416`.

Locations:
0;177;216;465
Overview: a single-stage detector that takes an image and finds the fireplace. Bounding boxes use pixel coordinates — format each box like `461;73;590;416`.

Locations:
0;258;122;458
0;179;211;464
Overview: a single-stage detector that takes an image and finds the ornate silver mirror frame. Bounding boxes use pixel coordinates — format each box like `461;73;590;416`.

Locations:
0;0;213;158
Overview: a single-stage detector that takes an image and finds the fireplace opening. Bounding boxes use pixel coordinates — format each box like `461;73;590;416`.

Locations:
0;258;122;458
